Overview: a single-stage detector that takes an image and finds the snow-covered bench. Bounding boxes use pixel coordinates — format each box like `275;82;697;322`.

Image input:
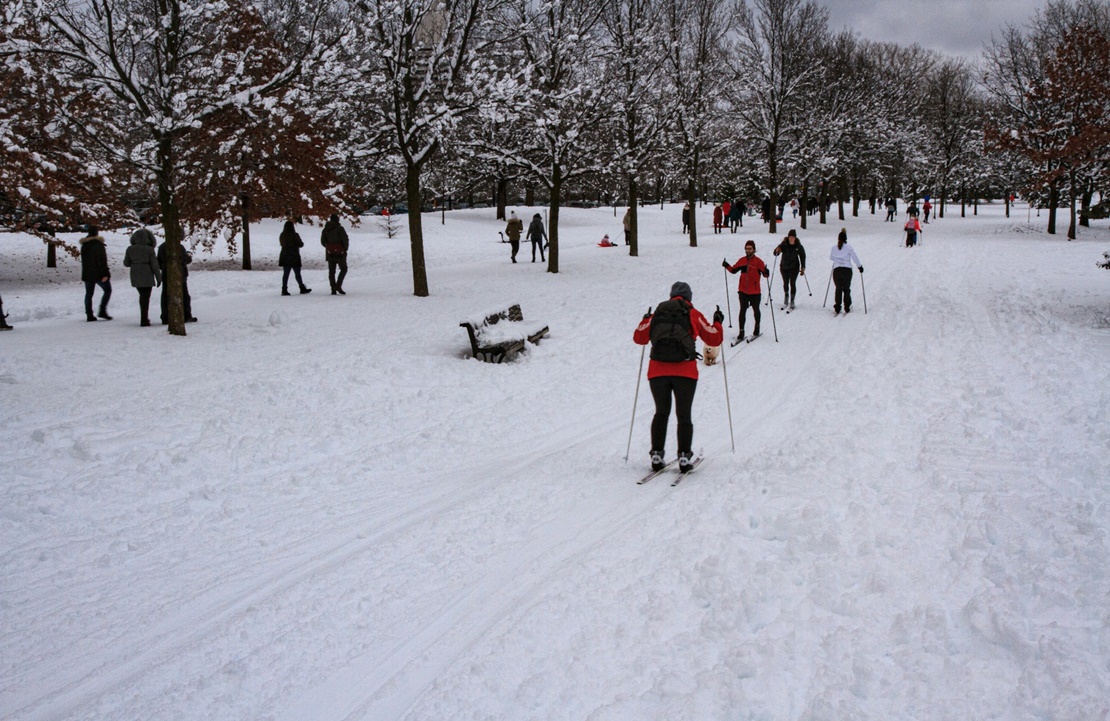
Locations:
460;303;549;363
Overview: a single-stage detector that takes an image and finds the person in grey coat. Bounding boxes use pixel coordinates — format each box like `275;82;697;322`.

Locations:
123;228;162;326
526;213;547;262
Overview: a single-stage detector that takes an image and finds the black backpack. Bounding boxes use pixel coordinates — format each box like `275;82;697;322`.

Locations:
649;299;697;362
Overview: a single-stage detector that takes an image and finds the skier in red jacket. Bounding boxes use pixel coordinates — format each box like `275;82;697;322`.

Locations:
633;281;724;472
723;240;770;341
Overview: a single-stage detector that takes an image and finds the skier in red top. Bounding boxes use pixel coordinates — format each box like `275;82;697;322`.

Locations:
723;240;770;341
633;281;724;472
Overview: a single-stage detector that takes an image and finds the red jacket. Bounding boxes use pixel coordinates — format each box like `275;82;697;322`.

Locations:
725;254;768;295
634;298;723;380
713;206;723;225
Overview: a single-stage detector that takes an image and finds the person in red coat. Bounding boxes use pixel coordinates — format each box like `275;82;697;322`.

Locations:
723;240;770;340
713;203;724;234
633;281;724;472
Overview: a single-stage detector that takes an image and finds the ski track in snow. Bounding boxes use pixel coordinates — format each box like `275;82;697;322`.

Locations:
2;205;1109;720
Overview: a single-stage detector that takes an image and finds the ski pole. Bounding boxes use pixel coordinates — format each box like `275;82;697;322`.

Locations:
802;269;812;296
859;269;867;314
717;306;736;453
765;255;777;306
624;307;650;462
723;265;733;328
822;269;833;308
766;272;779;341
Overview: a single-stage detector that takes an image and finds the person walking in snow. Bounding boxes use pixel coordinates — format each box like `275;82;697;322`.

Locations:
772;229;806;310
527;213;547;262
713;203;723;234
729;198;743;231
505;210;524;263
633;281;724;473
830;228;863;315
721;200;732;229
723;240;770;340
922;198;933;224
158;238;196;323
321;213;350;294
885;196;897;222
80;226;112;322
681;202;690;234
122;228;161;327
279;220;312;295
622;207;632;246
904;215;922;247
0;292;12;330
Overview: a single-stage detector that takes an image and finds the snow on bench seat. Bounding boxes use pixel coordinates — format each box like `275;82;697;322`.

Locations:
460;303;550;363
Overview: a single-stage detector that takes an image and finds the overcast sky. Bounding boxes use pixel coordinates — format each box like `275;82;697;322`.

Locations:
818;0;1049;61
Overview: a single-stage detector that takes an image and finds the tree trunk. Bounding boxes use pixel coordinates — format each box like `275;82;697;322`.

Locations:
547;170;561;274
687;178;698;248
1080;183;1092;228
1047;178;1059;234
406;163;429;295
496;178;508;221
837;176;847;221
1067;172;1077;240
960;183;966;218
46;230;56;268
869;179;876;214
156;136;187;336
800;178;808;230
240;194;252;270
819;179;827;225
768;150;778;235
628;178;639;257
851;176;859;217
526;186;534;206
940;185;947;219
1005;193;1010;218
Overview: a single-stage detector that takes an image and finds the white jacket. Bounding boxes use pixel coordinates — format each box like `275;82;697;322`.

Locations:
829;242;862;270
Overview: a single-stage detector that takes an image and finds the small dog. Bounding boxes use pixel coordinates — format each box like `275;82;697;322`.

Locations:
702;342;720;365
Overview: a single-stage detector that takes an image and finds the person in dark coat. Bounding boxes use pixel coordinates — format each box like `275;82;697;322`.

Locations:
505;211;523;263
80;226;112;321
321;213;350;294
157;239;196;323
0;292;14;330
772;229;807;310
122;228;162;326
729;199;743;231
279;220;311;295
681;202;690;234
526;213;547;262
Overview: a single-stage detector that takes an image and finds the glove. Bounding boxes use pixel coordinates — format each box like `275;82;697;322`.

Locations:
762;269;770;278
800;268;806;276
713;308;724;324
858;266;864;273
721;259;730;269
643;306;652;320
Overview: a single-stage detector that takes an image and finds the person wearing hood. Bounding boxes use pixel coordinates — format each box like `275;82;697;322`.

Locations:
157;238;196;323
829;228;863;315
633;281;724;473
321;213;350;294
526;213;547;262
122;228;162;326
505;211;524;263
80;225;112;321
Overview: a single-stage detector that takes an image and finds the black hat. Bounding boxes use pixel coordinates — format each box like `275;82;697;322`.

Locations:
670;281;692;301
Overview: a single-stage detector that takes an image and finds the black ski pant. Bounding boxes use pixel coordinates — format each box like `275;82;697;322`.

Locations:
160;279;192;323
137;286;153;324
509;240;519;262
84;279;112;317
649;376;697;456
531;240;545;262
328;254;348;289
780;267;799;305
833;267;853;312
738;292;761;334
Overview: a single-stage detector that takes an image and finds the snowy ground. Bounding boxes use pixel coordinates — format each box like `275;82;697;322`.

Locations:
2;201;1108;721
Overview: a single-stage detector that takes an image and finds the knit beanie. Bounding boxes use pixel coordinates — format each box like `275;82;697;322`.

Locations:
670;281;692;302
